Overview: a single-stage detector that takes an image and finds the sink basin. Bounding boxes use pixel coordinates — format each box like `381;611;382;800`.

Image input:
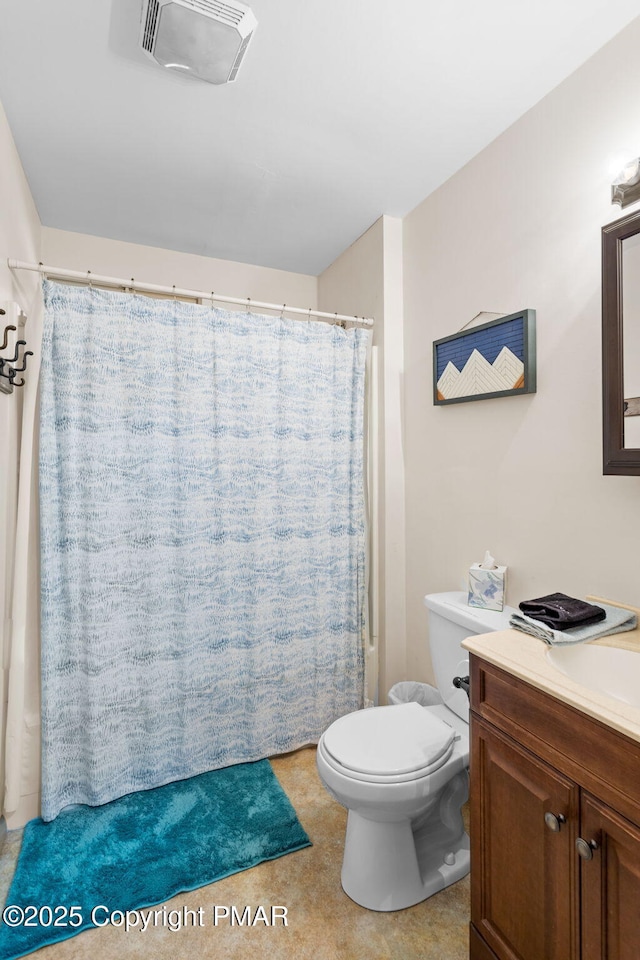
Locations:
546;644;640;709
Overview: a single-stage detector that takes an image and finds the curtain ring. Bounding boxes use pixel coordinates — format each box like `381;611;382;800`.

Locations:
172;285;177;301
247;297;252;313
280;303;286;318
87;270;92;290
211;291;215;309
308;308;312;323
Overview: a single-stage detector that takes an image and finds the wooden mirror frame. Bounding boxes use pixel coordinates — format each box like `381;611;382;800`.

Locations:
602;208;640;475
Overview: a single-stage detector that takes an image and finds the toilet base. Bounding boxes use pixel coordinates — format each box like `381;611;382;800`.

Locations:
340;769;470;911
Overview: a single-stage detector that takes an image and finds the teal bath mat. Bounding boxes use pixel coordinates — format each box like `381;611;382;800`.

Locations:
0;760;311;960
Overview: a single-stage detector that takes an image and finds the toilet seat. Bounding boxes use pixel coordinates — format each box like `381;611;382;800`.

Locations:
320;702;455;784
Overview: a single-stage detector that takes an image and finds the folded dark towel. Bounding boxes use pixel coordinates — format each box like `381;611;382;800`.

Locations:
518;593;606;632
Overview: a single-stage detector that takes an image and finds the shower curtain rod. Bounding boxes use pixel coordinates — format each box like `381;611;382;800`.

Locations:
7;259;374;328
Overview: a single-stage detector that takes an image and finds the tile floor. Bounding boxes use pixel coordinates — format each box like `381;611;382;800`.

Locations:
0;747;470;960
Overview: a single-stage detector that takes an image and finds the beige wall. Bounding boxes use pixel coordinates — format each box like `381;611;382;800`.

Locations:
318;216;406;703
0;97;42;827
0;105;41;301
402;17;640;684
41;228;317;311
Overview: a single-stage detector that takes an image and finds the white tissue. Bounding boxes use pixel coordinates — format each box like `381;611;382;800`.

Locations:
479;550;497;570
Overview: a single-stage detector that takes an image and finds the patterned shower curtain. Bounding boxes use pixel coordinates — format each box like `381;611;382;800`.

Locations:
39;280;369;822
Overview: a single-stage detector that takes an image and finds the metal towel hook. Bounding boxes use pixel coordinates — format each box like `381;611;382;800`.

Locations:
3;340;27;365
6;348;33;387
11;350;33;373
0;324;16;351
0;328;31;394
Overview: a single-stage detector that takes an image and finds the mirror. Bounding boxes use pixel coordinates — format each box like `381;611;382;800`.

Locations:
602;209;640;474
623;233;640;448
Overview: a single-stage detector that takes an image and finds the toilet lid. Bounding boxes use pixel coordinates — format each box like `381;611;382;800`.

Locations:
322;702;455;779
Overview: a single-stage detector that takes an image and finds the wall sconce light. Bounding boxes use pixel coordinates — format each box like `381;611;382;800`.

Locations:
611;157;640;208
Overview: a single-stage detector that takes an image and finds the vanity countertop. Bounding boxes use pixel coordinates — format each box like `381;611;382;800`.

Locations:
461;596;640;745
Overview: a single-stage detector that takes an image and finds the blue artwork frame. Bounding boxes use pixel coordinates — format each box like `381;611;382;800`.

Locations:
433;309;536;405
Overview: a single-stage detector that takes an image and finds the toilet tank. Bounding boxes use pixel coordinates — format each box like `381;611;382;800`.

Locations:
423;591;517;723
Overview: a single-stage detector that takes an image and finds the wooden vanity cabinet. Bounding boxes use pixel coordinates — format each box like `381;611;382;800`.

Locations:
580;795;640;960
469;655;640;960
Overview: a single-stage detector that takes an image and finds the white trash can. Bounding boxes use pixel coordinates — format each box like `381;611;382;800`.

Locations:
387;681;442;707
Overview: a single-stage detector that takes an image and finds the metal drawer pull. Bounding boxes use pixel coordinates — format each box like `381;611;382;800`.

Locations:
544;812;566;832
576;837;598;860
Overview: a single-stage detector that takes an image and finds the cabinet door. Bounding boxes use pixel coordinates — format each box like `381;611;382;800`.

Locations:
471;718;580;960
581;793;640;960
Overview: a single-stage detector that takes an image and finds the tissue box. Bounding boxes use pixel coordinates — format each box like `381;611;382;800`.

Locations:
468;564;507;612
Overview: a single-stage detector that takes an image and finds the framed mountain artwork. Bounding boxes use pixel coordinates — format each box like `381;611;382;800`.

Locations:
433;309;536;405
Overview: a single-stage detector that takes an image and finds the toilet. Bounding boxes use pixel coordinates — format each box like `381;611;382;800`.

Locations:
316;590;516;911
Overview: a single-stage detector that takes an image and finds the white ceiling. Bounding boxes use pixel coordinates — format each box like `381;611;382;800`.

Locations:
1;0;639;275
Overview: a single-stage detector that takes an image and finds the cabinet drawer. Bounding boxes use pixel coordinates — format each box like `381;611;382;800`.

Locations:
470;656;640;828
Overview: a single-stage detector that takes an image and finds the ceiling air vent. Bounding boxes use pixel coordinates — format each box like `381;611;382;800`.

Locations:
139;0;257;85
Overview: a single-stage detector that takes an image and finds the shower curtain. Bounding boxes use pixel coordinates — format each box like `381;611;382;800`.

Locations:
39;280;369;822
